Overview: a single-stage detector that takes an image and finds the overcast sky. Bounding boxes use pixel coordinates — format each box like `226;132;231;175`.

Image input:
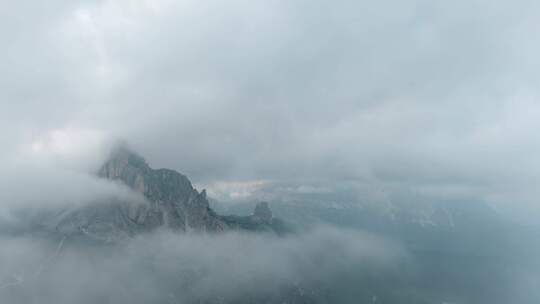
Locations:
1;0;540;221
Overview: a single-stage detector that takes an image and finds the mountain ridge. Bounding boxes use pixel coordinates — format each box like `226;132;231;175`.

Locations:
46;146;288;241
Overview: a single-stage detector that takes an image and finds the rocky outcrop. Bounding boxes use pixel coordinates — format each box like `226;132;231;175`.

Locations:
220;202;289;235
253;202;272;222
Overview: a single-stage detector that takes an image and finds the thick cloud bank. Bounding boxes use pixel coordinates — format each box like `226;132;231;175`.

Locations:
0;134;145;228
0;227;408;304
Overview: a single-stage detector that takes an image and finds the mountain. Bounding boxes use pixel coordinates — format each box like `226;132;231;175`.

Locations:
42;146;287;241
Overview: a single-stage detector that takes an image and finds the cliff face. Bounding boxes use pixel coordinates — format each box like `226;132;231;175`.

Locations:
53;147;227;241
97;147;227;232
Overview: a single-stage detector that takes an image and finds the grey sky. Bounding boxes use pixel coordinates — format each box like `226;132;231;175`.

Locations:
1;0;540;220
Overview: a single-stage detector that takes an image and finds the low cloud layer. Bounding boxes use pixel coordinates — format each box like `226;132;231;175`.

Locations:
0;227;407;304
2;226;537;304
0;132;144;227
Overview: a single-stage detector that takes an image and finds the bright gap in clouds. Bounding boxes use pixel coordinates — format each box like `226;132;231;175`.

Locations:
27;127;110;172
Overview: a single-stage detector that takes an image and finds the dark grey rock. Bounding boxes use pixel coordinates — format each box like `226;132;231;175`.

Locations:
219;202;290;235
253;201;272;222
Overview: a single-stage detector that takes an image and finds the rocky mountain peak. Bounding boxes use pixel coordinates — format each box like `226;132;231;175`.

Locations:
99;145;194;201
51;146;228;240
99;145;149;178
105;145;146;168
